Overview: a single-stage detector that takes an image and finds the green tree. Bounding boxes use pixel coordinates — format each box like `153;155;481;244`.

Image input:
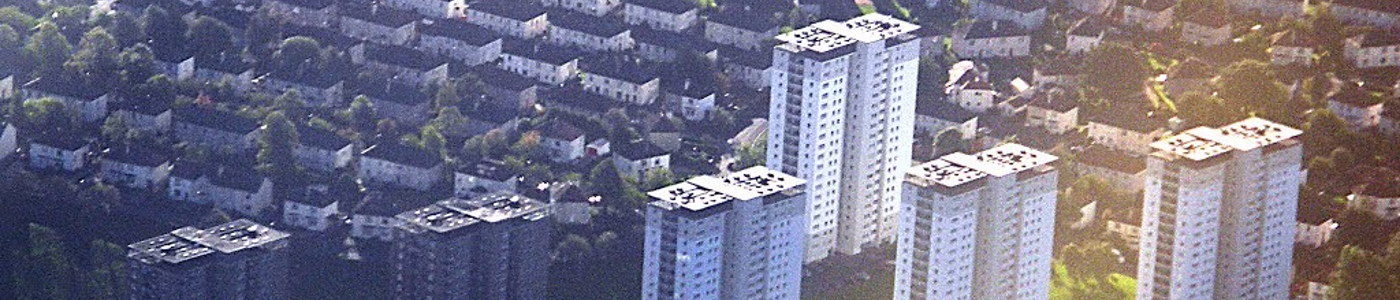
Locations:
1329;246;1399;299
933;128;965;156
641;168;676;191
1215;60;1289;118
555;234;594;263
18;98;75;135
186;16;234;59
66;27;121;85
346;95;378;131
25;22;72;76
82;240;127;300
1302;109;1349;157
0;6;37;31
417;125;447;158
105;12;144;47
275;36;321;72
11;224;77;300
117;44;156;92
257;111;301;179
1084;43;1148;96
140;6;186;53
0;24;18;50
433;80;460;109
430;107;467;136
78;182;122;217
1175;91;1241;127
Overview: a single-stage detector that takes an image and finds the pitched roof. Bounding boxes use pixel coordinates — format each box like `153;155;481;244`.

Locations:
1167;58;1214;79
474;66;537;91
1121;0;1174;11
33;135;88;151
540;121;585;141
456;160;519;182
1334;0;1400;14
1026;90;1078;112
718;45;772;69
615;140;669;160
174;107;260;134
195;53;251;74
1085;100;1169;133
469;0;547;21
349;78;430;106
663;78;716;99
1272;30;1313;47
1068;18;1107;37
362;44;449;71
550;11;629;37
1329;85;1385;107
502;40;584;65
581;58;657;84
981;0;1047;12
1360;32;1400;48
707;8;779;33
362;143;442;169
209;167;266;192
275;0;333;9
297;125;352;151
916;99;977;122
102;146;169;167
112;99;172;116
966;21;1028;39
22;77;106;100
629;0;695;14
632;27;719;53
1184;9;1229;28
420;19;500;46
1077;144;1146;174
341;4;419;27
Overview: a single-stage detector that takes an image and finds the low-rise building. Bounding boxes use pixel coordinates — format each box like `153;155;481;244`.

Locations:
1024;90;1079;134
914;100;978;139
1381;106;1400;136
351;190;416;241
705;9;780;51
1072;144;1148;192
663;80;716;121
339;4;419;46
454;160;520;198
1270;30;1314;66
970;0;1047;30
1347;178;1400;221
192;54;255;91
1295;203;1338;249
552;184;596;224
613;141;670;180
295;125;355;173
173;106;260;153
384;0;465;19
477;67;540;110
167;162;275;217
719;46;774;89
1105;211;1142;251
501;41;583;84
1227;0;1306;19
953;21;1032;59
1181;9;1231;46
110;101;173;134
947;77;998;113
98;146;171;189
359;143;444;191
632;28;720;63
0;123;16;162
1120;0;1175;32
581;59;660;105
265;0;337;28
1066;0;1114;15
349;79;432;124
539;121;587;162
542;0;619;16
1327;86;1386;130
29;137;89;171
0;72;14;99
1162;58;1214;98
624;0;699;32
20;77;110;123
1066;19;1106;54
548;12;634;52
465;0;548;39
353;44;451;87
418;20;502;66
1345;32;1400;69
282;185;343;232
1330;0;1400;30
258;71;345;107
1084;104;1171;154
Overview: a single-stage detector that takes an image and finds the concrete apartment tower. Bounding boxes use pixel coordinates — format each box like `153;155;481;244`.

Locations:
641;166;808;300
769;13;921;262
1136;117;1303;300
127;219;291;300
894;143;1059;300
393;192;552;300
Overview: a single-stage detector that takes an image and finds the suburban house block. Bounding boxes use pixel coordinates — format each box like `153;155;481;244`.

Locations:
384;0;465;19
339;3;419;46
1345;32;1400;69
704;9;780;51
539;121;587;162
98;146;172;189
454;160;521;198
359;143;444;191
970;0;1047;30
20;77;110;123
1181;9;1231;46
548;11;635;52
580;59;661;105
465;0;549;39
613;141;671;181
501;41;583;84
1120;0;1175;32
29;137;89;171
173;106;260;153
349;78;432;125
265;0;338;28
418;20;503;66
624;0;699;32
353;43;451;87
542;0;619;16
953;21;1031;59
295;125;356;173
110;100;173;134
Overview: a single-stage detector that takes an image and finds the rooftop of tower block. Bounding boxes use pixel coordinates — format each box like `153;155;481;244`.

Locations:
907;143;1058;188
398;191;549;234
128;219;289;265
648;166;805;211
1150;117;1302;161
775;13;919;53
